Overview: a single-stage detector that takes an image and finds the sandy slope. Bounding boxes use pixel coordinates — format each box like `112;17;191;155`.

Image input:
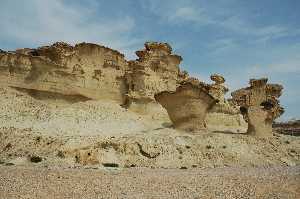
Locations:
0;86;300;198
0;86;299;169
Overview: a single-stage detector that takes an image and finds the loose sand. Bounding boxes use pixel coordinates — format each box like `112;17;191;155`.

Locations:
0;166;299;199
0;86;299;169
0;86;299;198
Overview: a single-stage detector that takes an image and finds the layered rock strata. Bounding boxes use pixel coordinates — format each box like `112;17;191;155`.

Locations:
0;41;285;135
231;78;284;137
0;42;128;104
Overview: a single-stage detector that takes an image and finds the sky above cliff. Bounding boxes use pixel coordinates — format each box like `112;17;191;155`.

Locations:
0;0;299;120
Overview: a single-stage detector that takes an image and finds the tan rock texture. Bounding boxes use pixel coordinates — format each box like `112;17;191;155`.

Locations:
0;42;128;104
0;41;186;120
231;78;284;137
155;81;217;131
208;73;227;103
0;41;284;136
206;74;247;133
124;42;183;118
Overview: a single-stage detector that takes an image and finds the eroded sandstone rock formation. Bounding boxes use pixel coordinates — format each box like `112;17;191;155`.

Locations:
124;42;184;117
0;42;128;104
205;74;247;133
231;78;284;137
0;41;284;135
155;74;246;132
155;80;217;131
208;74;228;103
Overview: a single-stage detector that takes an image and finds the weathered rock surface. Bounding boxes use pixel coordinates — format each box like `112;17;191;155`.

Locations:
208;74;227;103
155;81;217;131
205;74;247;133
0;41;189;121
0;42;128;104
124;42;183;118
0;41;298;170
231;78;284;137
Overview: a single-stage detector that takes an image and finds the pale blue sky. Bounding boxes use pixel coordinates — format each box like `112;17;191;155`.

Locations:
0;0;299;120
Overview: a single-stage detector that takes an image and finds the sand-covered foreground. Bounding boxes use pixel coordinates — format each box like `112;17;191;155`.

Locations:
0;166;299;199
0;86;299;169
0;87;299;198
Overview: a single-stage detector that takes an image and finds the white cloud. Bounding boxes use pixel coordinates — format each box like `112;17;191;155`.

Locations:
250;60;300;75
147;1;300;43
0;0;142;59
207;38;238;54
167;7;213;24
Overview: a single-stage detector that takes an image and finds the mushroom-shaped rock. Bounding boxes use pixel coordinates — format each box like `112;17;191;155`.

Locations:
231;78;284;137
209;74;228;103
155;82;217;131
210;73;225;84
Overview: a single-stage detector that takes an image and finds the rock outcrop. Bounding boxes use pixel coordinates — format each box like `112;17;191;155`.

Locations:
205;74;247;133
0;41;285;136
208;74;228;103
0;41;186;120
155;74;247;132
124;42;183;117
155;80;217;131
231;78;284;137
0;42;128;104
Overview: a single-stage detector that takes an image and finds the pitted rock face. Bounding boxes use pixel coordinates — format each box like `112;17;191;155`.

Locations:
205;74;247;133
231;78;284;137
211;74;225;84
247;106;273;137
0;41;284;136
125;42;184;117
144;42;172;54
0;42;128;104
208;74;228;103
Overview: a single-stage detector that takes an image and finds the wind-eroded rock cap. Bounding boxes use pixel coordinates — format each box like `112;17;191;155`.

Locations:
210;74;225;84
231;77;284;137
155;81;217;131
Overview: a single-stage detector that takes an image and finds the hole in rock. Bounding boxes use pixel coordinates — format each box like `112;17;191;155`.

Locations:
102;163;119;168
261;101;274;110
30;156;42;163
240;106;248;115
29;50;40;56
5;163;14;166
57;151;65;158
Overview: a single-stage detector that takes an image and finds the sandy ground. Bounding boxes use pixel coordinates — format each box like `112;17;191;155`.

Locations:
0;165;299;199
0;86;299;169
0;86;300;198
